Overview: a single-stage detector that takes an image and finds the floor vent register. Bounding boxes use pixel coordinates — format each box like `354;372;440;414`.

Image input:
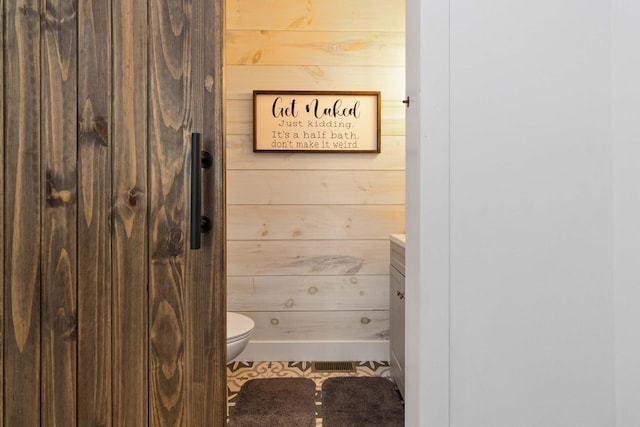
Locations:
311;361;357;373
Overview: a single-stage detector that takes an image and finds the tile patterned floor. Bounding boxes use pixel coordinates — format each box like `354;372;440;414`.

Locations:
227;361;396;426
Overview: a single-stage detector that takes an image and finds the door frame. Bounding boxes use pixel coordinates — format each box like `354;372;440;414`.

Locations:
405;0;451;426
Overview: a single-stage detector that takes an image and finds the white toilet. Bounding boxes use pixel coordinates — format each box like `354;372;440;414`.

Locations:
227;312;255;361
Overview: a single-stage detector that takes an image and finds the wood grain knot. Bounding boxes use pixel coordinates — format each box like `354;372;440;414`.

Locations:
152;226;185;259
59;310;77;341
126;186;145;210
166;228;184;256
20;5;38;16
79;100;109;146
46;172;73;207
205;75;214;92
150;301;183;378
94;116;109;144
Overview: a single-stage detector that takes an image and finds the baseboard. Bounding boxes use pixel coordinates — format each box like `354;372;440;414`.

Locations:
234;340;390;362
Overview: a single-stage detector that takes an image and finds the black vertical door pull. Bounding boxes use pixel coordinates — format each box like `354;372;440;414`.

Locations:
190;132;213;249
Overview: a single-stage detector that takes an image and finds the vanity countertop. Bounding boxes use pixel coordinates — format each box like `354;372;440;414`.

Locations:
390;234;406;248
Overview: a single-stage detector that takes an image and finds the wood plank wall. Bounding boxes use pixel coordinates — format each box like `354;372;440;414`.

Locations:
226;0;406;349
0;0;4;421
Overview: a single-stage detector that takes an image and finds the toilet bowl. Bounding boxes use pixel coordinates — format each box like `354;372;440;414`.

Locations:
227;312;255;361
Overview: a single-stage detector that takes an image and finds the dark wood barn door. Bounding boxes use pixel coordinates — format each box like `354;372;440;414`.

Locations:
1;0;226;425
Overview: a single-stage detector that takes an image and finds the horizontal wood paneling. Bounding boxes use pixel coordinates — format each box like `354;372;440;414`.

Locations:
226;65;405;100
228;275;389;311
226;0;404;32
227;170;405;205
227;135;406;170
228;205;405;240
226;31;404;66
226;100;406;136
228;240;390;276
238;311;389;341
225;0;405;355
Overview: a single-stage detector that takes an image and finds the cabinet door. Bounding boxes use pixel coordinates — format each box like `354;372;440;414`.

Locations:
390;265;405;398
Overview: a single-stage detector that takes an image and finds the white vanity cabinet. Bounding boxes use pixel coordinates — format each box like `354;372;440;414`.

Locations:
389;234;406;399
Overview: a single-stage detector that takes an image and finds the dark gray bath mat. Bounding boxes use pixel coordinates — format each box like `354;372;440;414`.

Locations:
228;378;316;427
322;377;404;427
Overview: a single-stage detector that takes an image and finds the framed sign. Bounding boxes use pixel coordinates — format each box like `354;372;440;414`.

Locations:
253;90;381;153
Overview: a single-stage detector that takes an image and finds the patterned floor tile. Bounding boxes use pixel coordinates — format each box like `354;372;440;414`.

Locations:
227;361;395;426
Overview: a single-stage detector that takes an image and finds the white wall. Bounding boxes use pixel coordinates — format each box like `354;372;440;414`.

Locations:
449;1;614;425
612;1;640;426
407;0;617;426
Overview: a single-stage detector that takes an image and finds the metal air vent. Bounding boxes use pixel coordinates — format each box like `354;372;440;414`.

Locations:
311;361;357;373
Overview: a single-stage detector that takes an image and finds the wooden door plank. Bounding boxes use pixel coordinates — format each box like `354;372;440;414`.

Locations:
0;0;5;421
41;0;78;425
182;0;226;425
2;1;42;425
112;0;149;425
207;0;227;422
77;0;112;425
148;0;190;424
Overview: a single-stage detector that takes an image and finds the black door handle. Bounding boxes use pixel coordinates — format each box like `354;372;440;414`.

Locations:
190;132;213;249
